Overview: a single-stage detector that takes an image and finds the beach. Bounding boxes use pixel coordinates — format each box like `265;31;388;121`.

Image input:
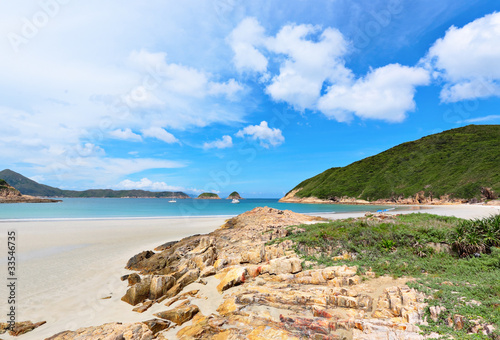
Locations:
1;204;499;339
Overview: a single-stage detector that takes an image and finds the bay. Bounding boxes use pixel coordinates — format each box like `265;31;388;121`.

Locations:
0;198;394;221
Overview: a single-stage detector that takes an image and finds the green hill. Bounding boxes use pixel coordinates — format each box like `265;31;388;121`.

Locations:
0;169;190;198
197;192;220;199
0;169;64;196
227;191;243;199
283;125;500;202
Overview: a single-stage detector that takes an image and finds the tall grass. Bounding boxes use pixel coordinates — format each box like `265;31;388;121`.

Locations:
451;215;500;257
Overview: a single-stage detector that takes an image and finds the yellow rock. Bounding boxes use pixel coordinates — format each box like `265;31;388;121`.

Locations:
247;325;300;339
216;297;239;316
216;267;247;293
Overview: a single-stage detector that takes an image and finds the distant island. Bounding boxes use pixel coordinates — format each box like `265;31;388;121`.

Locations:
196;192;221;199
0;179;60;203
0;169;190;199
227;191;243;199
280;125;500;205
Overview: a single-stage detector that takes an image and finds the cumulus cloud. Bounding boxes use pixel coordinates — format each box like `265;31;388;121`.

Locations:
228;18;427;122
236;121;284;148
265;24;352;111
227;17;268;72
424;12;500;102
109;128;143;141
203;135;233;149
318;64;430;122
141;127;179;144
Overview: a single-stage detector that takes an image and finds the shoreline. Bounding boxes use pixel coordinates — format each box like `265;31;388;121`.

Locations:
1;204;499;339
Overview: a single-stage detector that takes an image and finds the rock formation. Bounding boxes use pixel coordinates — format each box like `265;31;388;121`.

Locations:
110;207;433;339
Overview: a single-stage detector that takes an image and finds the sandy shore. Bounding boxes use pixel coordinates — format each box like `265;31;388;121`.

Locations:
0;217;227;340
0;204;499;339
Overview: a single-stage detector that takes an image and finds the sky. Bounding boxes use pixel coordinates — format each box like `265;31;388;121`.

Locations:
0;0;499;198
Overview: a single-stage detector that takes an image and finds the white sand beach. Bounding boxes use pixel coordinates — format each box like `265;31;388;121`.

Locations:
1;204;499;339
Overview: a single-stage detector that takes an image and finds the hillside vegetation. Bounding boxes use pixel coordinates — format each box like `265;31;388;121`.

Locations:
286;125;499;202
0;169;189;198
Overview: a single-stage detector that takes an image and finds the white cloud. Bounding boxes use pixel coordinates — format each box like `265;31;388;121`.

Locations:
265;24;352;110
460;115;500;123
228;18;427;122
208;79;244;98
227;17;268;72
424;12;500;102
109;128;143;141
236;121;284;148
0;2;247;188
116;177;203;194
117;178;185;192
141;127;179;144
318;64;430;122
203;135;233;149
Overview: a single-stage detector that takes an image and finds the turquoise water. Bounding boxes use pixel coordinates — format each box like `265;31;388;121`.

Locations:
0;198;394;221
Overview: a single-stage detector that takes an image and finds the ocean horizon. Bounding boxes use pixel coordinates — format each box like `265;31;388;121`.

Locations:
0;197;395;221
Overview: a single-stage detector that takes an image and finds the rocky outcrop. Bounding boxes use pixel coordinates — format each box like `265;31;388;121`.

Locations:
107;207;436;339
0;180;61;203
46;322;156;339
0;321;46;336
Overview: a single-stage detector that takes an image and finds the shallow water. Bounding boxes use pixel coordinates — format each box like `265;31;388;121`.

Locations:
0;198;396;221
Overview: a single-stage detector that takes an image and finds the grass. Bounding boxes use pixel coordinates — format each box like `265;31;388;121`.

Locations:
270;213;500;339
290;125;500;201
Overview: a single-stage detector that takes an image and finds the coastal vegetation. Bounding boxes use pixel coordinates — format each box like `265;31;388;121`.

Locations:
0;169;189;198
284;125;500;202
271;213;500;338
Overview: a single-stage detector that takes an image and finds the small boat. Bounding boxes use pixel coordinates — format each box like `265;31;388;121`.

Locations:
231;199;240;204
169;199;177;203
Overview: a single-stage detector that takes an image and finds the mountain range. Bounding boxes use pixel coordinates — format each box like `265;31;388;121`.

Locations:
0;169;190;199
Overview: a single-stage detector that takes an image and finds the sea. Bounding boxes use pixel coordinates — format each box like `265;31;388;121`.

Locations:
0;198;395;221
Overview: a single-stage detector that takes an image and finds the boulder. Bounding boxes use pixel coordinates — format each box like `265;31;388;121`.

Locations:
149;275;176;300
128;273;142;286
177;268;201;289
268;257;302;275
126;250;155;270
216;267;247;292
6;321;46;336
121;276;152;306
154;304;200;326
141;319;171;334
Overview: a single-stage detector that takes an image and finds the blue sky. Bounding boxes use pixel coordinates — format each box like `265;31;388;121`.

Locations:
0;0;499;198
